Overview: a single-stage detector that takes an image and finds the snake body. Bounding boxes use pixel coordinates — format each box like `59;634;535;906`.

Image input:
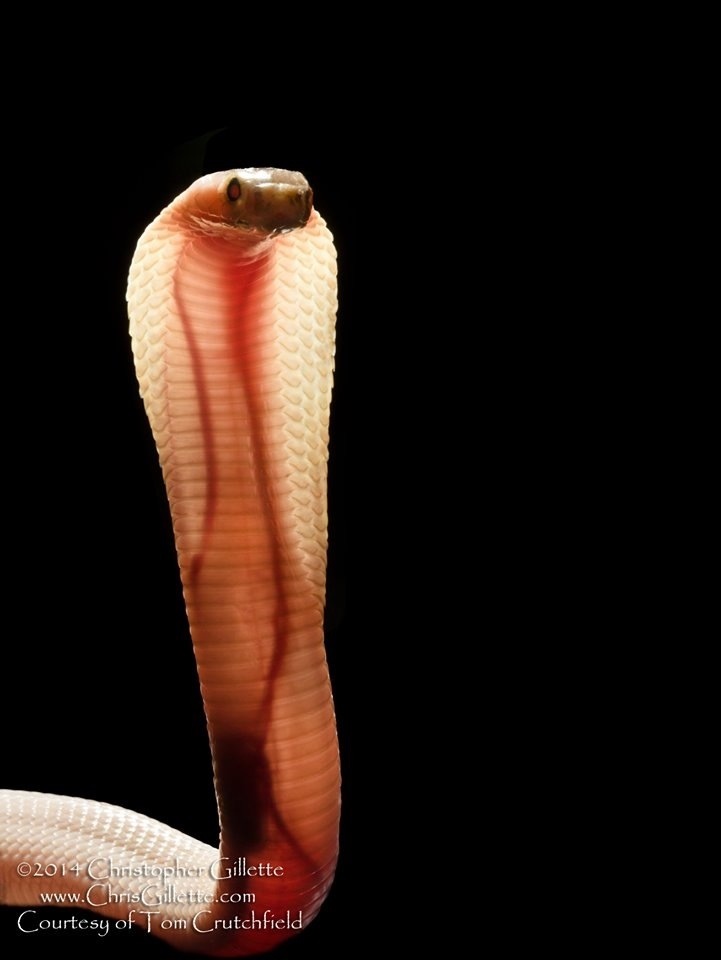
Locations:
0;169;340;955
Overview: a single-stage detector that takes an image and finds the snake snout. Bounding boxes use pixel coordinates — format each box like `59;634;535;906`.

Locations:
249;182;313;233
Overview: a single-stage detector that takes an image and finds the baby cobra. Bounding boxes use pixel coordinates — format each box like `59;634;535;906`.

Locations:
0;168;341;956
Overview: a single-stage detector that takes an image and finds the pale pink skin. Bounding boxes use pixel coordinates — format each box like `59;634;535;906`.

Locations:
0;170;340;956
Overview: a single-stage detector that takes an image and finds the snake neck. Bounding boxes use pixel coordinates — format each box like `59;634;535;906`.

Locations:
164;230;333;880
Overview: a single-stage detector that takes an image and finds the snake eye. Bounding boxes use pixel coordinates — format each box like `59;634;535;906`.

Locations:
227;178;242;202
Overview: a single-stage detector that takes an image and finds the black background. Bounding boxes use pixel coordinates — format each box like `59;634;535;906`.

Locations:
0;114;381;957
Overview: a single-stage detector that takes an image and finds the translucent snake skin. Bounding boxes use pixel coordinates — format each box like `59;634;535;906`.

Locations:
0;169;340;956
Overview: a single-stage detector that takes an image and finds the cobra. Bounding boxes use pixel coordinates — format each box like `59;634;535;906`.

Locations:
0;168;341;955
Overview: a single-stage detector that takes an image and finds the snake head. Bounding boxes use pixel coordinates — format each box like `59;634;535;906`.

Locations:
187;168;314;239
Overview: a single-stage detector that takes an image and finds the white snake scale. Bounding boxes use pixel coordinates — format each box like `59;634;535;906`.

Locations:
0;169;341;956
